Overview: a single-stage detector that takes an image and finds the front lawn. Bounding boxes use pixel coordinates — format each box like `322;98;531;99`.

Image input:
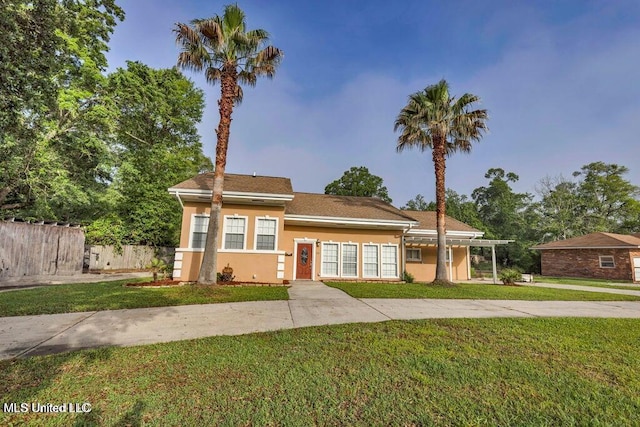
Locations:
0;280;289;317
1;318;639;425
536;276;639;290
327;281;640;301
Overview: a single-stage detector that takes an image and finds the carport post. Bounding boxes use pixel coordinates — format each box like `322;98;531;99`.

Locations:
491;244;497;284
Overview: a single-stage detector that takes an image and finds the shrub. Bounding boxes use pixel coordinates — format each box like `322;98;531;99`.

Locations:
499;268;522;285
402;271;415;283
147;258;169;282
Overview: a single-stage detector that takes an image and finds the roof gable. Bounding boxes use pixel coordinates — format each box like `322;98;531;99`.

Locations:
401;210;481;233
532;232;640;249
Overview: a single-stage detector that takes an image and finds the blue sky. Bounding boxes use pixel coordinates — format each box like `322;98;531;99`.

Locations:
105;0;640;206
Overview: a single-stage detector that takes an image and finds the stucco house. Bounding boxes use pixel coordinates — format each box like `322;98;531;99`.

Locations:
168;173;505;283
532;232;640;282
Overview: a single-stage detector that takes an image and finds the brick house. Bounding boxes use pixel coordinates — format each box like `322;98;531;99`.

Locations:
532;232;640;282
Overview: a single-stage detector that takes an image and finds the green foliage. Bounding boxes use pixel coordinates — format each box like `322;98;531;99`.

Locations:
325;166;392;203
147;258;169;281
402;271;414;283
0;0;124;219
498;268;522;285
401;194;430;210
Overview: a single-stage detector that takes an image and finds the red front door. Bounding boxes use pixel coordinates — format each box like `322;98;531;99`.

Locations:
296;243;313;280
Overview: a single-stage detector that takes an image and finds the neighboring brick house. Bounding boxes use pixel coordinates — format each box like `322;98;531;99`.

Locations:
532;232;640;282
168;172;508;283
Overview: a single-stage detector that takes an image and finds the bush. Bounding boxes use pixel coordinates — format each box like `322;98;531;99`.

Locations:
499;268;522;285
402;271;414;283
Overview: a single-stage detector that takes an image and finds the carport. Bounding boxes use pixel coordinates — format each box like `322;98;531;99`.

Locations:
404;236;514;283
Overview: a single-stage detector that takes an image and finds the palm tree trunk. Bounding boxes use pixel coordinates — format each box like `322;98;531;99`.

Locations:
197;65;237;285
433;137;448;282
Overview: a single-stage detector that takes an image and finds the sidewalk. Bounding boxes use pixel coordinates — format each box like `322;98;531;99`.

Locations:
0;272;152;291
2;280;640;361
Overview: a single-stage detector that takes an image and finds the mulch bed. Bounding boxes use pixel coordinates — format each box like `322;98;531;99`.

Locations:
125;280;287;288
125;279;183;287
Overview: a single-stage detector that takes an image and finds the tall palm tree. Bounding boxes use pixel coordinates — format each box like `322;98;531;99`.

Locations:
395;80;488;283
175;4;283;284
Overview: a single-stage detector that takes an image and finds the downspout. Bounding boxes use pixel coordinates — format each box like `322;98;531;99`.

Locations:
174;191;184;209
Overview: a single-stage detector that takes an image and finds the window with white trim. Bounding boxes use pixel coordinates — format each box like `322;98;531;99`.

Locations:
223;217;246;249
363;244;379;277
381;245;398;277
599;255;615;268
406;248;421;262
191;215;209;249
322;243;339;276
342;244;358;277
255;218;277;250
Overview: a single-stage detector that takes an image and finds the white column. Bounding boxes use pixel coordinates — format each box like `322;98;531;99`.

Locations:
448;246;453;281
466;246;471;280
491;245;497;284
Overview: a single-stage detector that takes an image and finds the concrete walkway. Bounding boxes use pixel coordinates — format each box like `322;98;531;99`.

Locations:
2;280;640;361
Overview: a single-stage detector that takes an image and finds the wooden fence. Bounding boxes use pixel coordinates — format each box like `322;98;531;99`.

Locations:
84;245;174;272
0;220;85;279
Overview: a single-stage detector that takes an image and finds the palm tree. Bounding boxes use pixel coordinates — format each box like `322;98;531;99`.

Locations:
175;4;283;284
395;80;488;283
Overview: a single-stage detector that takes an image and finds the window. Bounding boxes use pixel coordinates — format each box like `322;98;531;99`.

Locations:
322;243;339;276
223;216;246;249
363;244;379;277
191;215;209;249
406;248;421;262
381;245;398;278
255;218;277;250
342;244;358;277
599;255;615;268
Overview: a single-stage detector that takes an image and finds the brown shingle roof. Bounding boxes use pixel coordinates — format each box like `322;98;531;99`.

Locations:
171;173;293;195
401;210;481;233
532;232;640;249
285;193;417;222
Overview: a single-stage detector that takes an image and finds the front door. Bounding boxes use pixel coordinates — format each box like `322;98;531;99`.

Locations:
296;243;313;280
634;257;640;282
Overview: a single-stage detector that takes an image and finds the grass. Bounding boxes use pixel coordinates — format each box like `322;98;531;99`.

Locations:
326;281;640;301
536;276;639;290
0;280;289;317
1;318;640;425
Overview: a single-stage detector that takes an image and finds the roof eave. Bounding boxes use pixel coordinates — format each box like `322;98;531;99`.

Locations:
168;187;294;202
285;214;418;229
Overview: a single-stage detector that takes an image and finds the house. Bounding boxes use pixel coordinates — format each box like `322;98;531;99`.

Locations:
532;232;640;282
168;173;508;283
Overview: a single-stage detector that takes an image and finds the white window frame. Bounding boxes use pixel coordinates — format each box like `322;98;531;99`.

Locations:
381;244;399;278
341;243;358;278
189;214;209;250
362;243;380;278
599;255;615;268
406;248;421;262
253;216;279;252
222;215;248;250
321;242;340;278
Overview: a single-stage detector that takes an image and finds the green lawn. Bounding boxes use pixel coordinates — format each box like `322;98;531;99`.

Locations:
536;276;639;290
326;281;640;301
0;280;289;317
1;318;639;425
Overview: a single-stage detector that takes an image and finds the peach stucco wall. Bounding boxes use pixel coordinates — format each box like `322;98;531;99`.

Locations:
405;246;469;282
173;201;471;283
281;225;403;281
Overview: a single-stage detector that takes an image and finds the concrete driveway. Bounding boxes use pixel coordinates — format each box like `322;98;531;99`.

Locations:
2;280;640;360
